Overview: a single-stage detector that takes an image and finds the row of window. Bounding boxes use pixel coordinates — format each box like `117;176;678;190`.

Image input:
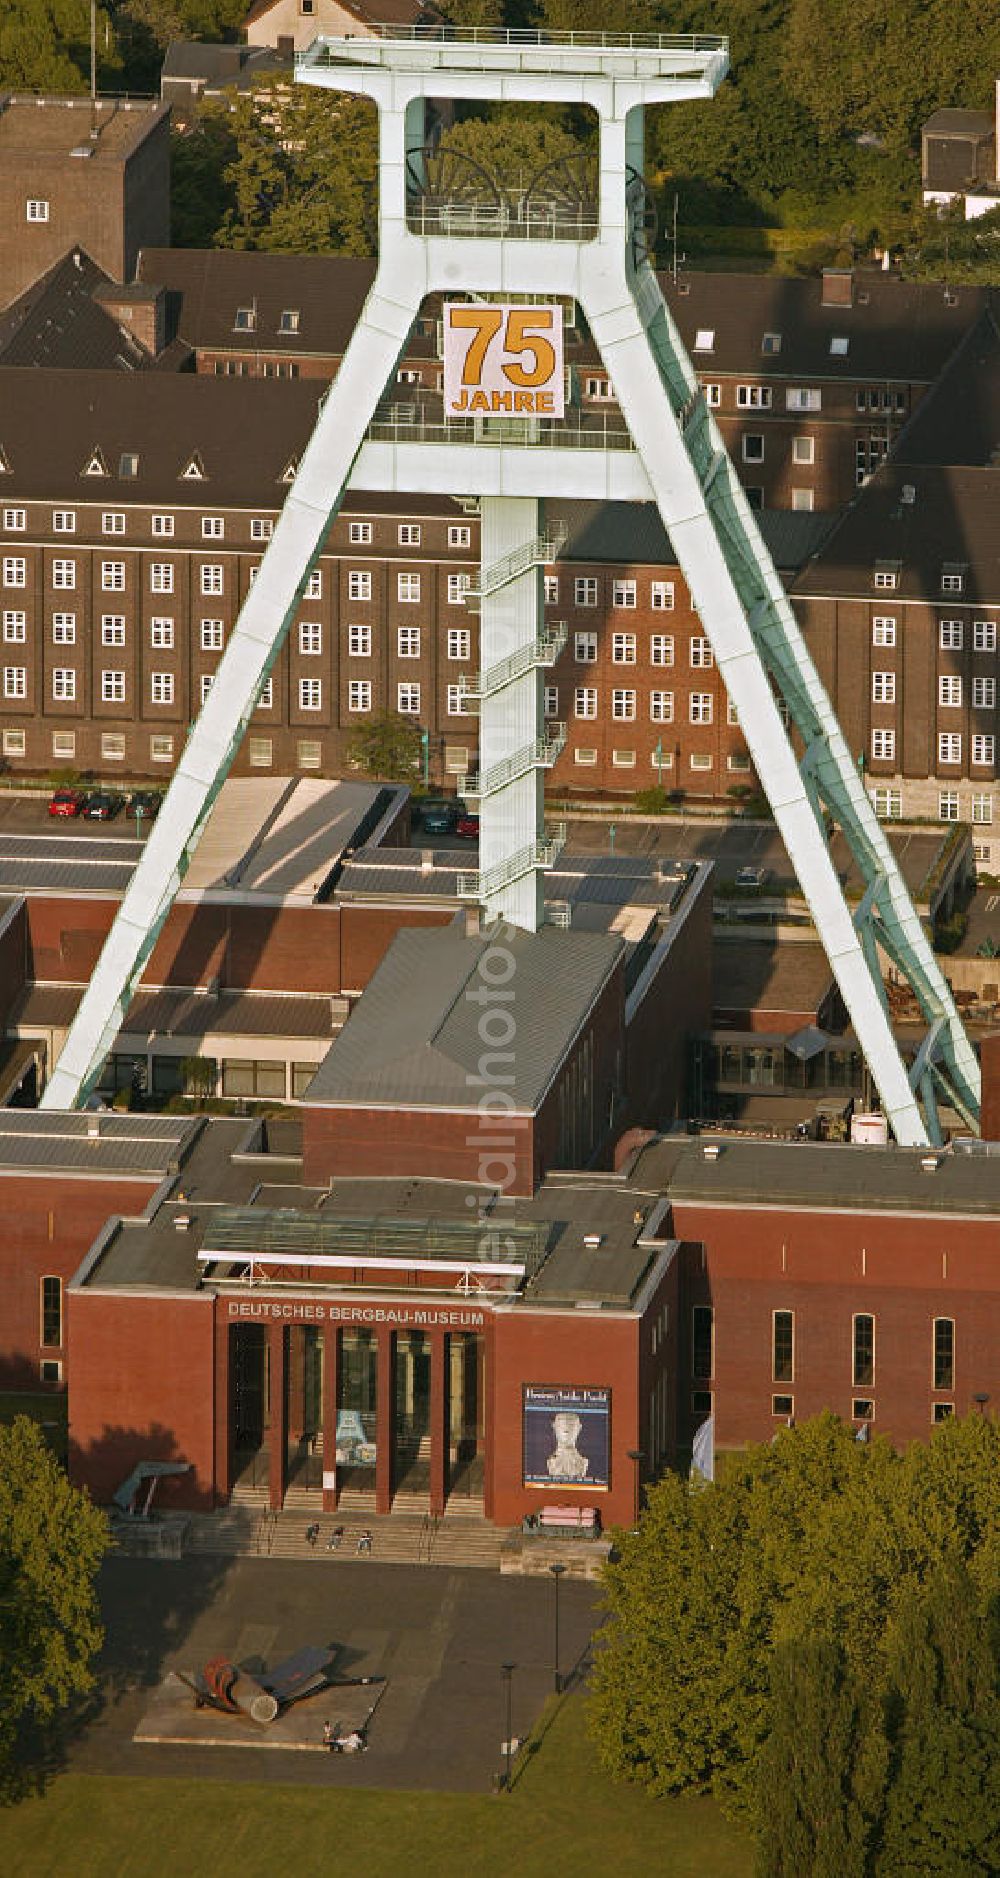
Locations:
571;688;716;723
871;617;1000;652
692;1306;958;1393
871;792;998;830
0;615;477;662
0;558;472;606
874;565;967;595
1;508;473;550
573;631;708;665
2;667;470;714
871;673;997;707
0;727;343;770
870;728;995;766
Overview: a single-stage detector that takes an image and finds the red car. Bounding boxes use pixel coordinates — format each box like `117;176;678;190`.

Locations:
48;788;87;818
456;813;480;839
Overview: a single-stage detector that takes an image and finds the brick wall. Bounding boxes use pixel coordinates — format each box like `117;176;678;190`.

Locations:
68;1289;217;1508
674;1199;999;1451
0;1172;160;1388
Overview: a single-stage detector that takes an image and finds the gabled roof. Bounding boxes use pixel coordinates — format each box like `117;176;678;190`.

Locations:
793;301;1000;605
551;498;835;573
792;461;1000;605
0;248;156;373
243;0;432;25
891;303;1000;470
136;248;399;359
659;269;986;384
0;367;462;510
304;924;623;1112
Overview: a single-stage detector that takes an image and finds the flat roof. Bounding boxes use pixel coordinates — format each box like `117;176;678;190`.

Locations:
0;778;401;906
713;939;834;1019
633;1133;1000;1216
304;922;622;1113
0;96;167;159
0;1109;195;1180
81;1134;670;1309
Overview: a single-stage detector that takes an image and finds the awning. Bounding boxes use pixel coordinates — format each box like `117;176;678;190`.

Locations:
784;1024;830;1063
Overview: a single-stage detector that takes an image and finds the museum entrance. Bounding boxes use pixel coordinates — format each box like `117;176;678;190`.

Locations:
336;1329;378;1498
285;1324;324;1493
448;1332;485;1502
231;1323;271;1491
393;1330;431;1496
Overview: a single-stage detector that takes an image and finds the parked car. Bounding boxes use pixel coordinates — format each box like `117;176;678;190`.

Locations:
734;865;770;890
47;788;87;818
456;812;480;839
418;797;459;834
82;791;122;821
127;790;162;822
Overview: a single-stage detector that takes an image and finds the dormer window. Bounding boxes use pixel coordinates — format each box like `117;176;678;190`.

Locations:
873;560;900;591
693;328;715;353
830;336;849;356
119;453;139;479
180;452;206;481
234;307;256;333
83;448;108;477
761;332;781;355
941;564;965;594
279;309;300;334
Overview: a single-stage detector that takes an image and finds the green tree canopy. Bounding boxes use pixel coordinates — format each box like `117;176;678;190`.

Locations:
347;710;422;782
589;1412;1000;1861
0;1417;108;1791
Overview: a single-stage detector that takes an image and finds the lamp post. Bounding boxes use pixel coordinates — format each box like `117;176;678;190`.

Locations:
549;1561;567;1693
626;1447;645;1528
500;1661;514;1791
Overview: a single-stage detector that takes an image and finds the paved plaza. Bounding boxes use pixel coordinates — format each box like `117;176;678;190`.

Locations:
66;1555;599;1792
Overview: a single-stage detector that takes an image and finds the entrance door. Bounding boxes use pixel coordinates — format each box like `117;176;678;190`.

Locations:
231;1324;268;1490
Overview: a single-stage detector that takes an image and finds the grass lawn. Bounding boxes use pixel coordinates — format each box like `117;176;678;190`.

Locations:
3;1695;752;1878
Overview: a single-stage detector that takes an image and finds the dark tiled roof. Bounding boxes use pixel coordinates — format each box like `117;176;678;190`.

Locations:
793;303;1000;603
161;40;292;86
893;306;1000;470
305;923;622;1111
0;367;464;510
792;461;1000;605
659;269;987;385
136;248;400;359
552;498;834;572
0;248;159;373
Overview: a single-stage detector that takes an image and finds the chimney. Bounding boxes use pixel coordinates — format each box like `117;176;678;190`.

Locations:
822;268;854;308
981;1031;1000;1141
94;282;167;357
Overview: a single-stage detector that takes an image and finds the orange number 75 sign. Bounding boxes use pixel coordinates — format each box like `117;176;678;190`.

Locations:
442;304;565;419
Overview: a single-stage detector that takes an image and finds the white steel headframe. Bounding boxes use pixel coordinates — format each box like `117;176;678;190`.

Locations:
41;26;979;1145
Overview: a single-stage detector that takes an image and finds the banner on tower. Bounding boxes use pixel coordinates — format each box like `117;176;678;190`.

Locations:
443;303;565;419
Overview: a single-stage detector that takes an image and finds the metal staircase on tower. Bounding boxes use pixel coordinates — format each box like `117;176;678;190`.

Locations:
39;23;979;1146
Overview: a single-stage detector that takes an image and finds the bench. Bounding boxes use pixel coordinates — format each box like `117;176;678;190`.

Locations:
523;1504;601;1539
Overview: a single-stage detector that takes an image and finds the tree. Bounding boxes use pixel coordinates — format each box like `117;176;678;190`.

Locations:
347;711;422;782
215;86;378;256
0;1417;108;1791
588;1412;1000;1855
877;1563;1000;1875
0;0;116;94
754;1638;888;1878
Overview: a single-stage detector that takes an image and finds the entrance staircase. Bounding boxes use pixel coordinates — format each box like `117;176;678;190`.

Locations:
185;1494;509;1570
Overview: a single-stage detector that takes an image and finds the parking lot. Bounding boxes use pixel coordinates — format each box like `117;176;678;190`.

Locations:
64;1554;598;1793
